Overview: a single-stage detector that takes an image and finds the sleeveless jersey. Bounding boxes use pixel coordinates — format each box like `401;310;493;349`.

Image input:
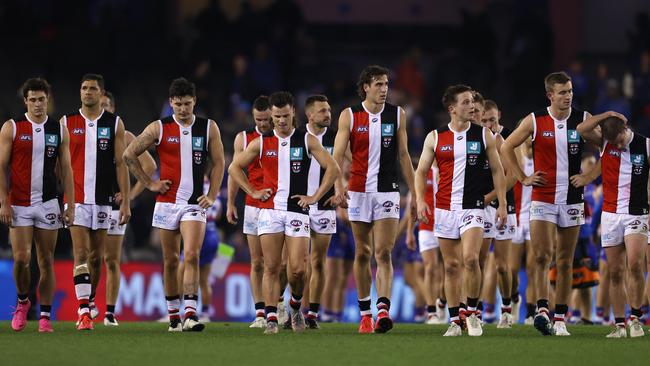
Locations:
242;127;266;208
156;115;210;205
9;115;62;206
531;107;586;205
601;132;650;215
348;103;400;193
487;126;516;214
435;123;488;210
64;110;118;205
259;128;312;214
514;154;534;225
306;125;336;211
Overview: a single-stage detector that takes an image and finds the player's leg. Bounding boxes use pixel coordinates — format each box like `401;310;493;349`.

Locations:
439;237;462;335
179;220;206;330
480;252;497;323
160;228;182;330
461;226;485;335
435;249;447;321
260;232;284;333
509;240;524;322
307;231;332;327
9;226;34;331
405;259;427;322
494;239;513;328
524;238;537;323
604;244;627;337
103;234;123;325
87;228;107;319
422;248;439;323
553;226;580;326
286;234;310;332
372;217;399;332
529;219;556;333
624;232;647;337
351;221;373;331
644;244;650;322
595;255;611;324
247;234;266;325
70;225;93;327
33;227;57;332
198;263;212;321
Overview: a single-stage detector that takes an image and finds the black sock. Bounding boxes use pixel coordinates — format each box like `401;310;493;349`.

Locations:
17;293;29;302
555;303;568;315
449;306;460;324
265;306;278;323
255;302;265;311
358;298;371;315
309;303;320;315
106;304;116;314
460;302;467;310
631;307;643;318
477;301;484;311
537;299;549;312
427;305;436;313
89;290;96;304
40;304;52;319
377;297;391;311
290;293;302;310
526;303;536;317
512;292;520;302
467;297;479;309
615;317;625;326
502;297;512;307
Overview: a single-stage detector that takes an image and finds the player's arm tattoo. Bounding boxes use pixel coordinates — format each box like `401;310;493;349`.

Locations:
123;123;158;188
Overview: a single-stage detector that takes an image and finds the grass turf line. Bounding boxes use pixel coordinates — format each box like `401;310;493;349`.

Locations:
0;322;647;366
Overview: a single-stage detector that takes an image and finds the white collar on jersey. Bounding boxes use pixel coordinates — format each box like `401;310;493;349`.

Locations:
24;113;48;125
361;101;385;115
447;121;471;134
546;106;571;122
273;127;295;140
172;114;196;128
79;108;105;123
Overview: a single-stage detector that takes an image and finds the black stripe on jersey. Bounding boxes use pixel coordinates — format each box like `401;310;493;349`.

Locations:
489;126;515;213
565;109;586;204
316;127;336;211
188;117;210;204
377;103;400;192
42;118;61;202
462;123;488;209
95;112;118;205
287;129;312;214
628;133;649;215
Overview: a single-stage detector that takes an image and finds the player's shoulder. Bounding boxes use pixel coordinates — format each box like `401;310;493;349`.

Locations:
160;115;175;124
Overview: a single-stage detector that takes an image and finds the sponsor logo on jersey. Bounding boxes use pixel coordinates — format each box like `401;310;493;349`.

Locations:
183;131;189;135
35;128;42;133
631;154;645;166
381;124;394;137
98;127;110;139
192;137;204;151
290;147;303;160
372;118;379;123
567;130;580;143
467;141;481;154
45;134;58;146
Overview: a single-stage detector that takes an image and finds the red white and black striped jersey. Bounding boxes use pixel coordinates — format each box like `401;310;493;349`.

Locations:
259;128;312;214
420;166;438;231
348;103;400;193
242;127;266;208
63;109;118;205
514;155;534;225
531;107;586;205
601;132;650;215
486;126;516;214
9;114;62;206
156;115;211;205
306;125;336;211
434;123;488;210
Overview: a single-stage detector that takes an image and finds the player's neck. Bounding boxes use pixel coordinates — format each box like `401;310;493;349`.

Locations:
307;122;325;136
449;117;470;132
80;104;103;120
274;127;294;139
25;112;47;124
362;100;384;115
173;114;195;127
548;105;570;121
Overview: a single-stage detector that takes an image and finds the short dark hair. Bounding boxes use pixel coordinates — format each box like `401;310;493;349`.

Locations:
600;116;626;141
442;84;473;110
21;78;51;99
484;99;498;111
305;95;328;110
269;91;294;109
169;77;196;98
544;71;571;92
81;73;105;90
357;65;389;99
104;91;115;107
473;91;485;107
252;95;270;111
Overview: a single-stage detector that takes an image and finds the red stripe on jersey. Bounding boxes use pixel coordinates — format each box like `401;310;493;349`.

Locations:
348;111;369;192
157;123;182;203
9;122;33;206
532;115;557;203
245;131;264;208
66;115;86;204
420;169;435;231
435;130;455;210
259;137;279;209
601;144;621;213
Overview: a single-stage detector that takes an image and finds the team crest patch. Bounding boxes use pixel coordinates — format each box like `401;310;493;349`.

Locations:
632;154;645;175
45;134;58;146
292;161;302;173
194;151;203;164
381;124;394;136
192;137;204;151
290;147;303;160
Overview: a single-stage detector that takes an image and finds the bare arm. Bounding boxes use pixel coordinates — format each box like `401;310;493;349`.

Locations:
576;111;626;147
114;118;131;224
58;125;75;225
293;134;341;208
332;109;351;205
125;131;157;200
228;136;271;200
571;159;601;188
397;107;416;195
415;131;436;222
226;132;244;224
502;114;547;187
485;128;507;226
198;120;225;209
123;121;165;191
0;121;14;225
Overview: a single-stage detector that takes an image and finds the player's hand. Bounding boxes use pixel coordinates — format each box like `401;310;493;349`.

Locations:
570;173;593;188
62;205;75;227
0;203;13;226
522;171;547;186
334;182;349;208
119;204;131;225
251;188;273;202
291;194;317;209
148;179;172;194
416;200;431;224
410;196;417;223
323;196;338;208
406;231;416;250
496;206;507;230
226;203;238;224
197;195;215;209
607;111;628;124
114;192;123;206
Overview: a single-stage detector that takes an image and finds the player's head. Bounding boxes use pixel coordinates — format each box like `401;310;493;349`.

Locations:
21;77;51;118
305;95;331;128
80;73;105;108
600;115;628;149
101;91;116;113
168;77;196;120
357;65;389;104
482;99;500;132
269;91;295;134
252;95;272;134
442;84;474;122
545;71;573;111
472;91;485;122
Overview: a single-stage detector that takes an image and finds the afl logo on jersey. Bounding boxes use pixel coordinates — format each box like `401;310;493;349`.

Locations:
19;134;32;141
356;126;369;133
72;128;84;135
542;131;554;138
265;150;278;157
608;149;620;157
167;136;180;144
440;145;452;152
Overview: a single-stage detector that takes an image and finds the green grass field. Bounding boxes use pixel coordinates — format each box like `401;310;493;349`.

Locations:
0;322;647;366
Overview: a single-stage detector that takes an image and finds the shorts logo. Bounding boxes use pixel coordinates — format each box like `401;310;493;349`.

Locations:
542;131;554;138
258;220;270;228
566;208;579;215
98;127;110;139
290;147;303;160
45;134;58;146
630;220;642;226
382;201;394;208
45;213;56;220
265;150;278;157
318;218;330;225
476;216;483;223
194;151;203;164
153;213;167;224
290;219;303;227
98;212;108;219
381;124;394;137
291;161;302;173
167;136;180;144
567;130;580;143
440;145;452;152
356;126;369;133
467;141;481;154
484;222;493;229
19;134;32;141
192;137;204;151
509;226;516;234
349;207;361;215
463;215;474;223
